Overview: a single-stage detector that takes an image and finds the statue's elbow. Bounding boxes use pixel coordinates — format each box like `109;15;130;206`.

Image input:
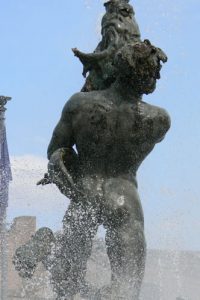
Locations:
156;110;171;143
47;142;54;160
163;111;171;133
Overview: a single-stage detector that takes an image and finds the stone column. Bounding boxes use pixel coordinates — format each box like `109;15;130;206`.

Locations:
0;95;11;300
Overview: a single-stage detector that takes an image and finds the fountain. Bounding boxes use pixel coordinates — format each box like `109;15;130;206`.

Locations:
13;1;170;299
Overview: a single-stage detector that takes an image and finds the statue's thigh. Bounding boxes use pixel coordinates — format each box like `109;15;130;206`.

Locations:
105;218;146;270
59;201;100;278
103;178;146;271
62;200;100;237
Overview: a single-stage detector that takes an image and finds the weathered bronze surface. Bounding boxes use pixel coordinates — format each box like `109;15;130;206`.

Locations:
13;1;170;299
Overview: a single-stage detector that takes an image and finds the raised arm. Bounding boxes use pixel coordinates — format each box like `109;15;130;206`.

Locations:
47;101;74;160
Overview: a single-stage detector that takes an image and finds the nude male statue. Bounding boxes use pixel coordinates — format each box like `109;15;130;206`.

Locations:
46;40;170;299
13;40;170;300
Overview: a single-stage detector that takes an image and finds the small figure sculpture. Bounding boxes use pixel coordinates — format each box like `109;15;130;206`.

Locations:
73;0;141;92
13;2;170;300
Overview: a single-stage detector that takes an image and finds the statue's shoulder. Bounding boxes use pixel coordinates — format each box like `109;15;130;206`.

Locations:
63;92;86;112
63;91;107;113
141;101;170;122
138;101;171;141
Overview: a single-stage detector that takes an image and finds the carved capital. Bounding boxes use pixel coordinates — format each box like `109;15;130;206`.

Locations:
0;96;11;113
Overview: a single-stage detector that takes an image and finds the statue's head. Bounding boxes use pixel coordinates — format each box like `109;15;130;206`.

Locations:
104;0;134;17
101;0;140;43
114;40;167;95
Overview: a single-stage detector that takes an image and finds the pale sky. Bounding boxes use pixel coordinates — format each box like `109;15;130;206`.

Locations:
1;0;200;250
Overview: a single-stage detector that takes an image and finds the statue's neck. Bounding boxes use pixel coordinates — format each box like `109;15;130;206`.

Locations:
109;78;142;104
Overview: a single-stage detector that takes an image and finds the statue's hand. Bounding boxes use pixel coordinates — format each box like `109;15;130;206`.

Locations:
72;47;113;62
72;48;89;61
72;48;93;77
37;173;52;186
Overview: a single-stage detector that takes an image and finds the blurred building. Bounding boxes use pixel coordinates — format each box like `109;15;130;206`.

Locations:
0;216;199;299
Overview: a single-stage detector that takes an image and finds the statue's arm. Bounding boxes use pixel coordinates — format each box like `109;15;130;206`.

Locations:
72;47;113;62
47;102;74;160
72;46;115;77
37;97;78;186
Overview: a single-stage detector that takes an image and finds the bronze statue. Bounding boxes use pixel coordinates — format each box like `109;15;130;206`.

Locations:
13;2;170;300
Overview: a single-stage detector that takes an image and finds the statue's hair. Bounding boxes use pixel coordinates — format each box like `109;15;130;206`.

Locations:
104;0;130;8
115;40;167;95
104;0;133;14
